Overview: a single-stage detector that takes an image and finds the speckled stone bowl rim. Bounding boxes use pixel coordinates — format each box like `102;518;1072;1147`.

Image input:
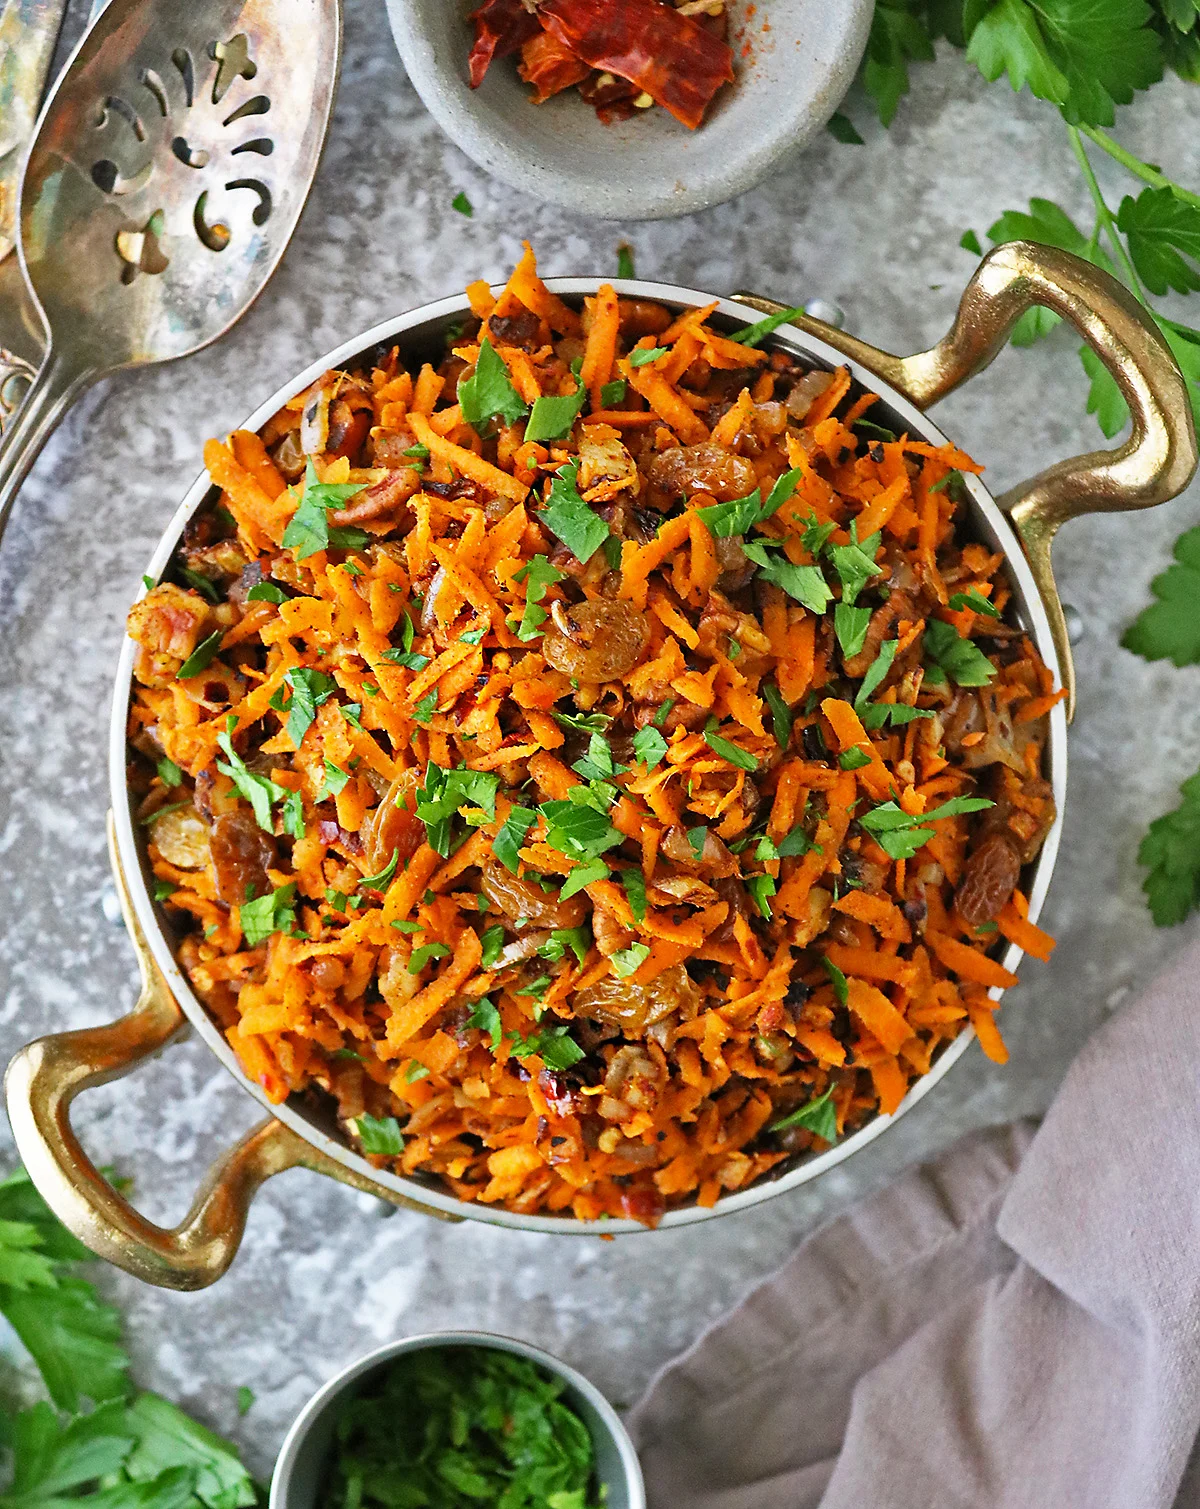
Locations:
384;0;874;221
111;276;1067;1235
268;1330;645;1509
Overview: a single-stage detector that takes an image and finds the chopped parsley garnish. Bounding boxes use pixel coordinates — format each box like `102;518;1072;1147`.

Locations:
629;345;668;367
551;707;611;735
216;718;297;835
525;366;587;443
859;701;935;730
632;724;668;769
702;718;758;772
507;1025;585;1069
823;955;849;1006
404;1061;431;1083
513;555;564;641
539;800;623;861
479;925;506;969
180;567;220;604
559;858;609;899
358;848;400;890
466;996;503;1049
609;942;650;978
404;443;431;461
616;243;636;279
948;588;1001;618
237;1385;256;1416
777;820;815;857
281;461;369;560
854;638;898;711
742;540;833;613
762;682;794;749
382;647;431;670
827;528;883;606
246;580;288;604
571;732;627;783
413;689;439;723
239;882;298;946
834;602;872;658
539;458;610;564
746;873;777;918
319;760;350;800
458;337;528;433
493;806;536;872
620;866;647;922
460;627;486;645
728;304;807;347
451;190;473;216
769;1085;838;1141
353;1113;404;1155
600;378;627;406
685;825;707;859
408;942;451;974
156;757;183;787
416;764;500;855
923;618;997;687
538;926;591;965
269;666;337;747
696;490;764;538
859;795;994;860
838;746;873;770
176;629;223;679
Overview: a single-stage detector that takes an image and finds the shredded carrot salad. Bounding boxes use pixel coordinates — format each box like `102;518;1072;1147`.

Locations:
126;244;1060;1226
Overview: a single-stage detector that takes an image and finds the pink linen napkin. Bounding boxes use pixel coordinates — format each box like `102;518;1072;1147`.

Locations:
627;941;1200;1509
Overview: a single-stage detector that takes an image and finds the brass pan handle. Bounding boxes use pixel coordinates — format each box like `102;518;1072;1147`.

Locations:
3;814;456;1292
735;240;1198;718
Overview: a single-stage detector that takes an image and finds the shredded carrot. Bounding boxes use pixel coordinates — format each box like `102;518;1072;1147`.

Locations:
129;242;1058;1230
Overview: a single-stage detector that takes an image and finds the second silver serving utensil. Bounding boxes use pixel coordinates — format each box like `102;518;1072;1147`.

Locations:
0;0;71;427
0;0;341;544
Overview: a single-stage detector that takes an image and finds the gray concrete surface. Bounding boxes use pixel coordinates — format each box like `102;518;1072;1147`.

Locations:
2;0;1200;1478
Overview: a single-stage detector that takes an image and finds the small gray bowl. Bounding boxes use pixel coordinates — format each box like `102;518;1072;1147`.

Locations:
385;0;873;220
270;1331;646;1509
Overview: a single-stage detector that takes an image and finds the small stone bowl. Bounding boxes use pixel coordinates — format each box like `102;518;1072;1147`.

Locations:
384;0;873;220
269;1331;646;1509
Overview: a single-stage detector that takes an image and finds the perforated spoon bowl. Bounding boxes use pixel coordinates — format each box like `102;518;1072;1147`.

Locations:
0;0;341;544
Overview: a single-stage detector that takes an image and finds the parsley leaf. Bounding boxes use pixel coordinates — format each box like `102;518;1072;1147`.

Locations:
236;1387;254;1417
839;746;873;770
451;190;473;216
270;667;337;748
245;580;287;605
359;849;400;890
859;795;994;860
513;555;564;641
1121;524;1200;664
964;0;1162;128
540;801;623;860
466;996;503;1048
416;764;500;855
508;1025;585;1068
458;337;529;433
408;942;451;973
617;243;636;279
824;955;849;1006
770;1085;838;1140
728;305;807;347
827;530;883;606
600;378;627;406
746;873;777;918
156;758;183;788
559;858;609;899
923;618;997;686
609;943;650;978
1118;186;1200;294
539;459;610;564
176;630;223;680
216;720;290;834
382;647;431;670
702;718;758;772
1139;769;1200;924
238;883;298;946
620;867;647;922
863;0;935;125
525;368;587;443
762;682;794;749
281;461;368;560
629;346;668;367
742;540;833;612
352;1113;404;1155
696;490;763;537
632;725;669;769
320;760;350;800
538;926;592;965
493;806;536;872
854;638;898;711
948;588;1001;618
834;602;872;658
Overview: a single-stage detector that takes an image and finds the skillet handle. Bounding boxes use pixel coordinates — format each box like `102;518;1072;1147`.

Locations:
734;240;1198;719
3;815;456;1292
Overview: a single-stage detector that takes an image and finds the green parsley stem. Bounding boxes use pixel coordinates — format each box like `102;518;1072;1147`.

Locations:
1067;126;1149;307
1080;127;1200;214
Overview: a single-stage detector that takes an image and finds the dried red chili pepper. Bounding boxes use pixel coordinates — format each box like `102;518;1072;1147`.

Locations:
536;0;734;130
467;0;541;88
518;29;590;103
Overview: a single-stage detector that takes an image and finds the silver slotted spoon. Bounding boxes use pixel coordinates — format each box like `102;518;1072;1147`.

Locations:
0;0;341;543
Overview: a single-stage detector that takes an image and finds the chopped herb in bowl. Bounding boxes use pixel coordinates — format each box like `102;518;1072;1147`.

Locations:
323;1345;604;1509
